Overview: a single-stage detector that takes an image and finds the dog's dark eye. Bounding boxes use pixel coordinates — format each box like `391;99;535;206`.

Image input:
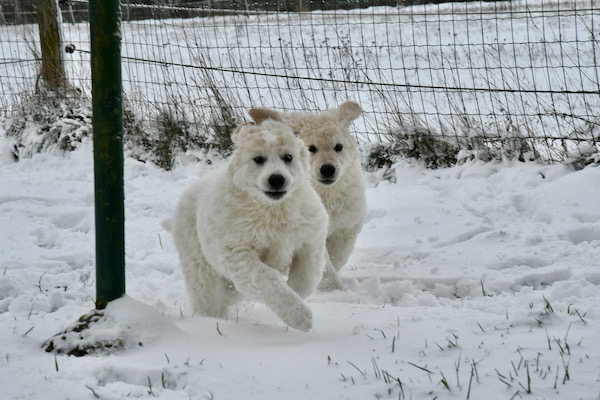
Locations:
253;156;265;165
334;143;343;152
282;154;293;163
308;145;318;154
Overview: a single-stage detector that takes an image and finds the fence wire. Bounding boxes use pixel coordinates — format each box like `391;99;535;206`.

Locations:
1;0;599;164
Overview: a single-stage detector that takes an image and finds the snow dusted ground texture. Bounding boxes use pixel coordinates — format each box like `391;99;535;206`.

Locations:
1;137;599;400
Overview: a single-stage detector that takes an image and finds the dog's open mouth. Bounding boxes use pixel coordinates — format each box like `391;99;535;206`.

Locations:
265;191;287;200
319;179;336;186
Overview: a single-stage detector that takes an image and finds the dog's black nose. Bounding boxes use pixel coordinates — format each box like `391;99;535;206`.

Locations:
268;174;286;190
320;164;336;179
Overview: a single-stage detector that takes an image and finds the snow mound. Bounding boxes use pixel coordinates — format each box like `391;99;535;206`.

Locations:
43;296;183;356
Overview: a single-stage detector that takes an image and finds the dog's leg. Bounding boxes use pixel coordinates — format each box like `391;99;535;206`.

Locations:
317;251;344;290
197;259;240;318
180;253;238;318
326;224;362;271
288;242;327;298
317;224;362;290
225;253;313;331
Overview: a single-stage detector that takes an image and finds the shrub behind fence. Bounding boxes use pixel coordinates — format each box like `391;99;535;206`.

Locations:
1;0;599;168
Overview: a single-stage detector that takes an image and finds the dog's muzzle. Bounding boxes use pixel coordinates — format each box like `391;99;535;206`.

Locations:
319;164;337;185
265;174;287;200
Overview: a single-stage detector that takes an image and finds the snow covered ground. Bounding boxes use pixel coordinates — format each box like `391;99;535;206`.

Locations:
1;135;599;399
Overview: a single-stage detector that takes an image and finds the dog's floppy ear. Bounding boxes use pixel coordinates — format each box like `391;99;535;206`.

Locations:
248;108;284;125
335;101;362;129
249;108;309;134
231;122;253;145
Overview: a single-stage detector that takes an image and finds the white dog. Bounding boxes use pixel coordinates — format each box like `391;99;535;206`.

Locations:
249;102;366;290
163;117;328;331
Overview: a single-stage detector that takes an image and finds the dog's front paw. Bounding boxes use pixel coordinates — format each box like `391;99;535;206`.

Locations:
279;300;313;331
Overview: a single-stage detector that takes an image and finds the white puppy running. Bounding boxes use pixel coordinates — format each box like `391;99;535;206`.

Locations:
163;116;328;331
249;102;366;290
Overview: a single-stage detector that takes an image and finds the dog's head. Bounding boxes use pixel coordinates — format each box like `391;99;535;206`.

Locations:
250;102;362;187
229;115;309;203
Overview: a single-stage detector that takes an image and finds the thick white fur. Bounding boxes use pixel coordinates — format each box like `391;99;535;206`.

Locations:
164;119;328;331
248;102;366;290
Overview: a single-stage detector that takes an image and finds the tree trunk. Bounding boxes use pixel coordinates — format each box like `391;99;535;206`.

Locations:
36;0;66;92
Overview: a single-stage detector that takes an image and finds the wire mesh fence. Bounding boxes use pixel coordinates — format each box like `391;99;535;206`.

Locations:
1;0;599;167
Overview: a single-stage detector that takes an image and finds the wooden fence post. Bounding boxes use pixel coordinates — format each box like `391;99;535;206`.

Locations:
36;0;66;92
0;3;6;25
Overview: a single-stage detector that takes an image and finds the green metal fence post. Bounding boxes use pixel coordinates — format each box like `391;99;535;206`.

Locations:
89;0;125;309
